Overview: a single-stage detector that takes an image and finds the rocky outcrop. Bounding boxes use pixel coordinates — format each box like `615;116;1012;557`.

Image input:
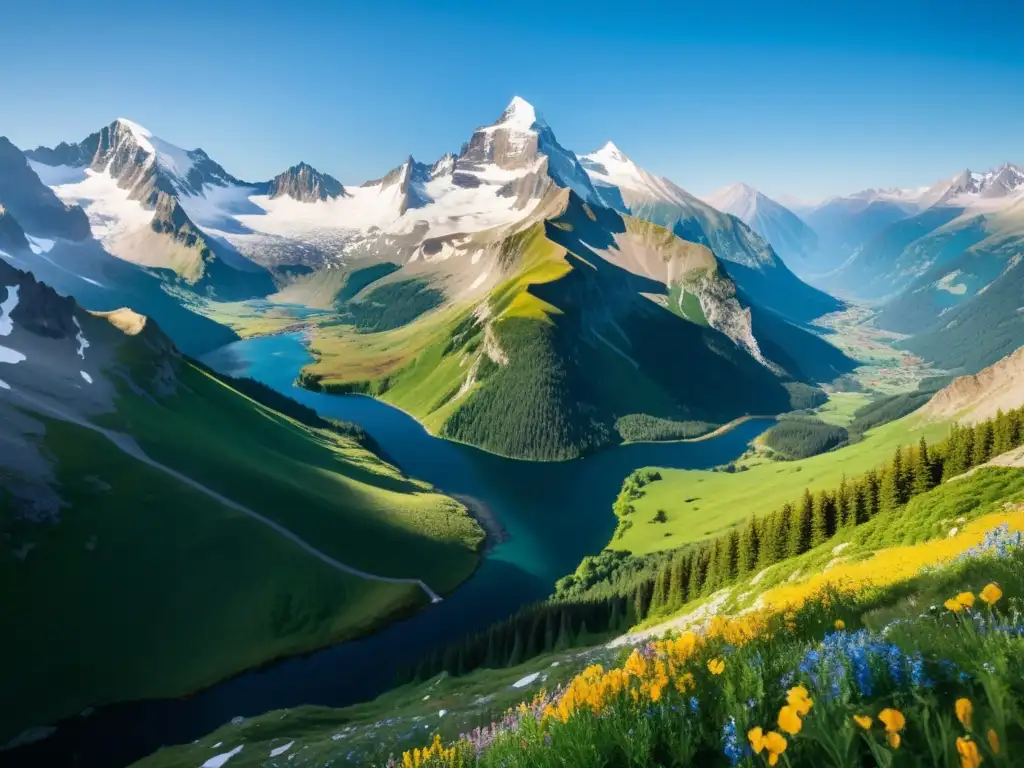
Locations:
0;137;90;240
0;205;30;253
267;162;345;202
920;345;1024;425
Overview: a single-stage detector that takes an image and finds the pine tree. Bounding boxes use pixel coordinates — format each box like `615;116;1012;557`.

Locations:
667;552;687;609
974;420;995;464
737;518;759;575
789;490;814;556
911;436;934;496
865;470;881;517
554;609;572;651
651;565;670;613
506;625;524;666
810;491;828;547
722;529;740;582
853;481;869;525
881;446;908;510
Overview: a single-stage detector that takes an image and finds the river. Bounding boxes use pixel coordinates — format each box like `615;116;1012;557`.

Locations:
8;333;771;768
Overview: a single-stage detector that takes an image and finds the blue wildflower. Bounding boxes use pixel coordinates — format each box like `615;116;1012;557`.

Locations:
722;716;745;766
689;697;700;714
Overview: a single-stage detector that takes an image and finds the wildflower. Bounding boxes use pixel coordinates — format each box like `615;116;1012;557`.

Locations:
835;619;846;630
980;583;1003;605
957;592;976;609
748;726;765;753
708;658;725;675
778;705;802;735
957;736;983;768
763;731;787;766
853;715;873;730
955;698;973;729
946;598;966;613
689;696;700;714
722;716;744;766
888;732;902;749
787;685;813;716
878;708;906;737
987;728;999;754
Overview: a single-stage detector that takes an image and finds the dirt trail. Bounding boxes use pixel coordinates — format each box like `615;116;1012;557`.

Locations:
6;387;442;603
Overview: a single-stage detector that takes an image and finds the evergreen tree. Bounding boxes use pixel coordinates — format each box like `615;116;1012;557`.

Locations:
774;504;794;561
554;609;572;651
911;436;934;496
789;490;814;556
837;475;852;528
974;420;994;464
810;491;830;546
865;470;881;517
506;625;524;666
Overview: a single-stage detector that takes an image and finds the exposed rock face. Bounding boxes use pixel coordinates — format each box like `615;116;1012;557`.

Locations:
920;345;1024;425
0;137;90;240
267;162;345;202
455;97;601;205
0;205;30;253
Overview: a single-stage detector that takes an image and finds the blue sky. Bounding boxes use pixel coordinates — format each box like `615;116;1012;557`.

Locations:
3;0;1023;201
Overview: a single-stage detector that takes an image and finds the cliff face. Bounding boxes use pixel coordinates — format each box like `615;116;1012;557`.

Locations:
920;345;1024;424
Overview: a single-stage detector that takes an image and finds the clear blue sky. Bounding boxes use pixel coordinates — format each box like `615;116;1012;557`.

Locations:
3;0;1022;201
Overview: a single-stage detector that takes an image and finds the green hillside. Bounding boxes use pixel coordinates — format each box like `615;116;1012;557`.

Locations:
0;359;483;743
608;413;950;555
299;193;853;460
130;462;1024;768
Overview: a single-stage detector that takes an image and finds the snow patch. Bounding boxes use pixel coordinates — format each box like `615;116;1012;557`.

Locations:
73;317;90;359
26;236;55;255
0;379;9;390
469;270;490;291
0;285;18;336
268;741;294;757
512;672;541;689
80;371;93;384
200;744;243;767
0;346;24;364
45;168;155;243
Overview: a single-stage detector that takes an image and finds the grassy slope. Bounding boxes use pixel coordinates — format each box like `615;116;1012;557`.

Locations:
0;364;483;741
132;467;1024;768
811;391;872;426
101;363;483;588
612;414;950;555
0;418;415;743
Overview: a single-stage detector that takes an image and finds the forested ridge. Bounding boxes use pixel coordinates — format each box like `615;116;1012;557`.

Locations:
399;406;1024;683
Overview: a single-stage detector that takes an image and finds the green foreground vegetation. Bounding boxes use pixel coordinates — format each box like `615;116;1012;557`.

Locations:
611;414;950;555
133;461;1024;767
0;363;483;743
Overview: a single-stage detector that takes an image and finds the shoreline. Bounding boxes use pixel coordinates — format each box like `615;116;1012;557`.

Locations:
450;493;511;552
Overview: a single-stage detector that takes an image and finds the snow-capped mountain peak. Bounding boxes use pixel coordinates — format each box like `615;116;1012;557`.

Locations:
921;162;1024;208
703;182;762;221
495;96;541;130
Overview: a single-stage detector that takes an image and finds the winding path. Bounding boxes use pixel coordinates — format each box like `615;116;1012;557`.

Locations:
6;387;443;603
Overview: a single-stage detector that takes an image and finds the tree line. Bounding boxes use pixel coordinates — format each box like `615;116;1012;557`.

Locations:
400;406;1024;683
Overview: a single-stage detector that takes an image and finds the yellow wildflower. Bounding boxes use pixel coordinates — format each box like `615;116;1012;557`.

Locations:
624;649;647;678
987;728;999;755
980;583;1003;605
955;698;973;729
946;598;965;613
888;732;901;749
763;731;787;766
778;705;803;735
834;618;846;630
878;708;906;734
748;726;765;753
853;714;873;730
957;736;983;768
787;685;813;715
956;591;976;608
707;658;725;675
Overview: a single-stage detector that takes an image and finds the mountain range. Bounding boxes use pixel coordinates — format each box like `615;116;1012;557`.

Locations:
3;97;859;461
